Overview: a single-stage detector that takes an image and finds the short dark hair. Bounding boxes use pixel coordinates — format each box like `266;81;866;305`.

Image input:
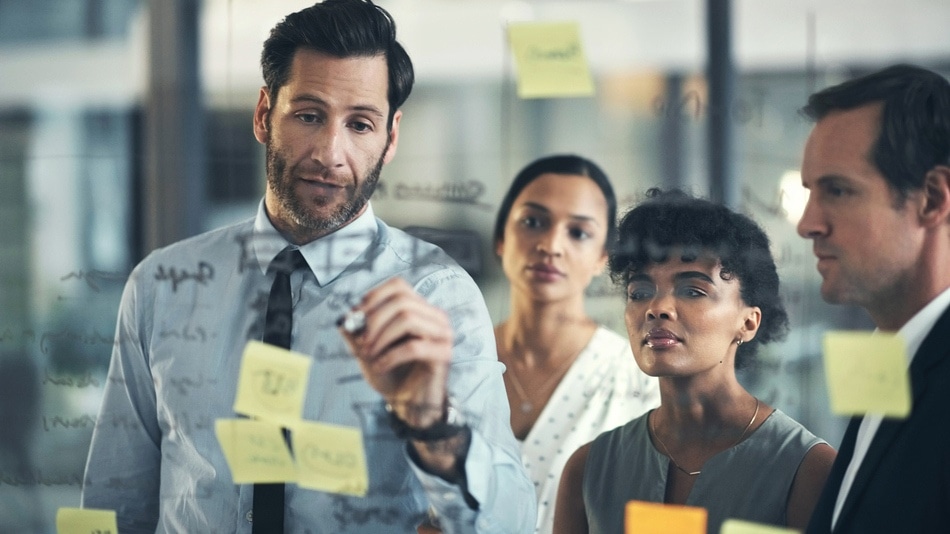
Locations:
802;64;950;200
261;0;414;129
608;189;789;369
493;154;618;252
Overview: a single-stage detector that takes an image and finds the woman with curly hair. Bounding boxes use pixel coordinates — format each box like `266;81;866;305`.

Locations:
555;189;835;534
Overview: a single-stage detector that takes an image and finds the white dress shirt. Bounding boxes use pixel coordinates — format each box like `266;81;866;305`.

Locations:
831;286;950;528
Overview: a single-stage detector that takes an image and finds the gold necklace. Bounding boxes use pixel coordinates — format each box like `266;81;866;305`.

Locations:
650;397;760;476
504;351;579;414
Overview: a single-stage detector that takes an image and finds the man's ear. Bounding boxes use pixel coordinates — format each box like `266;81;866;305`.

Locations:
382;110;402;164
252;87;272;145
920;165;950;228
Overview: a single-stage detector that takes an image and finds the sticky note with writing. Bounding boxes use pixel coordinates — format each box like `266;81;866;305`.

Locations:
721;518;800;534
215;418;297;483
55;507;117;534
823;331;911;418
507;21;595;99
625;500;707;534
233;340;311;426
293;420;369;497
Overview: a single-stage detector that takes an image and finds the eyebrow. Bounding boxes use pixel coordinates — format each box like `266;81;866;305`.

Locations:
802;173;853;190
289;95;386;119
816;175;851;186
520;201;600;225
627;271;716;284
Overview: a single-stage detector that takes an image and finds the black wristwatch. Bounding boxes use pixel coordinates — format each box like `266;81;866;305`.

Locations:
385;398;467;442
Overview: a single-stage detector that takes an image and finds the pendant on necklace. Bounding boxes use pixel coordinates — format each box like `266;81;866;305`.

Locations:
520;401;533;414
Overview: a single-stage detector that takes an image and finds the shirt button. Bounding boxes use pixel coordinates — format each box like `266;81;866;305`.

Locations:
246;510;253;523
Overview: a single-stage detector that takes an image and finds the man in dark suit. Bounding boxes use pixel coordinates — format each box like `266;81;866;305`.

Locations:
797;64;950;533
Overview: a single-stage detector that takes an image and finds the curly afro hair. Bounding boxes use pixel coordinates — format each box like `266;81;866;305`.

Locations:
609;188;789;368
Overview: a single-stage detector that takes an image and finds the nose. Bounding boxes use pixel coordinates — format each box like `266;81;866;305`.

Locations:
536;228;564;257
796;193;826;239
645;292;676;321
310;123;346;169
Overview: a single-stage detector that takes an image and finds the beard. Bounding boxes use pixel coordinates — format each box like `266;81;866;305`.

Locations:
264;139;386;237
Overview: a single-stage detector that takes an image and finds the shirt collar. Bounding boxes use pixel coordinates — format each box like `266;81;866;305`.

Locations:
898;285;950;365
251;199;378;286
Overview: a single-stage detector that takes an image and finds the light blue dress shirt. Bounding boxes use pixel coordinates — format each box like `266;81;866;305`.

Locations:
81;201;535;533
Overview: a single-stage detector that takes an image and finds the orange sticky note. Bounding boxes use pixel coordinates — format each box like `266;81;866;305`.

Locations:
625;500;707;534
823;331;911;418
233;340;312;426
293;420;369;497
55;507;117;534
721;518;800;534
507;21;595;99
215;418;297;484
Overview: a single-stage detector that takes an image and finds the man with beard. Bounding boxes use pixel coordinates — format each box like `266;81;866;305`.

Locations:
81;1;535;532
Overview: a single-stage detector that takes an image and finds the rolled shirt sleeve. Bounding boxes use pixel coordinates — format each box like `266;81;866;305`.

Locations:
407;268;536;533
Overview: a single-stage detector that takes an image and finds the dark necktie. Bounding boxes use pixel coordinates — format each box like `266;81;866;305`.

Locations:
253;247;307;534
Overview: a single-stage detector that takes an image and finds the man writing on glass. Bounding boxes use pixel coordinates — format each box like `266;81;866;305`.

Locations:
81;1;534;532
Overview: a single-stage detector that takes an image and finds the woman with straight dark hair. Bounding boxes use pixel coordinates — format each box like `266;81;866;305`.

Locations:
493;155;659;534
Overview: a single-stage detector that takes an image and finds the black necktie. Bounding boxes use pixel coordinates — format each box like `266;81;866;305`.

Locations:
253;247;307;534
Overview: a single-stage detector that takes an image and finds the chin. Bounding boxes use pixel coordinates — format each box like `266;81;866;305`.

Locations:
819;283;849;305
527;284;566;301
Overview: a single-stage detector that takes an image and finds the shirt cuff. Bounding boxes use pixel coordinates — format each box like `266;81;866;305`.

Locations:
406;430;506;532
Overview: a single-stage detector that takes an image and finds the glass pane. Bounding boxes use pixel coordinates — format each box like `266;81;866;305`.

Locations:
2;0;948;530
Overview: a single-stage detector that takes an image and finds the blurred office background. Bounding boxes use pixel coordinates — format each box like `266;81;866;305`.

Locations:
1;0;948;530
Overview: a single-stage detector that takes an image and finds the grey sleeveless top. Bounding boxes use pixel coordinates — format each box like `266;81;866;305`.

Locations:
582;409;824;534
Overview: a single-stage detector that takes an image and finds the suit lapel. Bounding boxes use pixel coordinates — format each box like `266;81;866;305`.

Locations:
833;304;950;530
808;417;859;533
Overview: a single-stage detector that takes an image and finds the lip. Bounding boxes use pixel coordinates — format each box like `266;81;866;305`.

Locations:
526;263;564;276
811;245;836;261
643;327;681;349
814;253;836;273
299;176;344;189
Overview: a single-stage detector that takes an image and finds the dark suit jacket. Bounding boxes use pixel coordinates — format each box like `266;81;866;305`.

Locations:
807;304;950;533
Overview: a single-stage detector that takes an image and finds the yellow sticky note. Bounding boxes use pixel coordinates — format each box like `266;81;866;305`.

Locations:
625;500;707;534
507;21;595;99
721;518;800;534
233;340;312;426
215;418;297;484
823;331;911;418
294;420;369;497
55;507;117;534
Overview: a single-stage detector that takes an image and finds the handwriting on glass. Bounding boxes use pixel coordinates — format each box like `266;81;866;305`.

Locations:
154;261;214;292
